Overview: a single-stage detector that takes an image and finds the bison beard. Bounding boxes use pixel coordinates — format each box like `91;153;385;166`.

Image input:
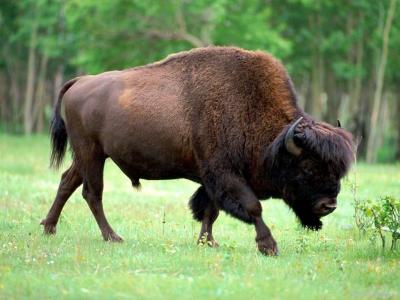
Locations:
297;211;323;231
41;46;354;256
289;200;323;230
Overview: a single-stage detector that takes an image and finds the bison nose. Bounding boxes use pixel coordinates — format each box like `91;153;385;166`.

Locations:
313;198;337;216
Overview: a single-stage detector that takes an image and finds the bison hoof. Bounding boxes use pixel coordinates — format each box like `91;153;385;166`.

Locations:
40;219;57;235
207;240;220;248
104;232;124;242
198;238;220;248
198;232;219;248
257;239;279;256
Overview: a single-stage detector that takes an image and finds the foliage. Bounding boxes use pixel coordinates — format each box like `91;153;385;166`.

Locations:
64;0;290;73
355;196;400;251
0;0;399;161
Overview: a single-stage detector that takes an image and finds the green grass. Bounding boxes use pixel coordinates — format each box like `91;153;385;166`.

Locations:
0;134;399;300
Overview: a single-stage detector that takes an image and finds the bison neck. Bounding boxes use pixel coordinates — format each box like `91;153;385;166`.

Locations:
242;111;306;200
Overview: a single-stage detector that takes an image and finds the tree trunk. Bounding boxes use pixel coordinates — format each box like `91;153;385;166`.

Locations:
297;76;309;109
354;77;375;158
23;22;38;135
53;65;64;105
306;14;324;119
366;0;397;162
2;47;22;131
32;54;49;132
0;73;6;120
396;91;400;161
347;13;364;128
348;34;364;120
376;93;388;159
325;70;342;125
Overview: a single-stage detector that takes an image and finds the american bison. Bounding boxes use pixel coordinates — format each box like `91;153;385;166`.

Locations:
41;47;354;255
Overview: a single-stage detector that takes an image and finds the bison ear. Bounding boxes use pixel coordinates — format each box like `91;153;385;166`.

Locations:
337;120;341;128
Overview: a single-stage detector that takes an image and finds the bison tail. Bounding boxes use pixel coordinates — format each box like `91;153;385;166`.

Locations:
50;77;80;169
189;186;209;221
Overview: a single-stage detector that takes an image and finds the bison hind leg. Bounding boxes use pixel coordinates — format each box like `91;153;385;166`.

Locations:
41;162;83;234
189;186;219;247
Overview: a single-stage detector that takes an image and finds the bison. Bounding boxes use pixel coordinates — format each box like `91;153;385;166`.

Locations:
41;47;354;255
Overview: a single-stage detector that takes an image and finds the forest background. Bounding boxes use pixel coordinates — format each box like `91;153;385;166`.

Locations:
0;0;399;163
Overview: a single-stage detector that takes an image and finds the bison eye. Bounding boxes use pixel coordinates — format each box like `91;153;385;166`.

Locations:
303;168;313;177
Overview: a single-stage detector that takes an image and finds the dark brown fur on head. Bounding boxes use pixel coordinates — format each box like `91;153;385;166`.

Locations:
267;117;355;230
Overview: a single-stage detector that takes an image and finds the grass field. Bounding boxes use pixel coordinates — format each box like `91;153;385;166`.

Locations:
0;134;399;300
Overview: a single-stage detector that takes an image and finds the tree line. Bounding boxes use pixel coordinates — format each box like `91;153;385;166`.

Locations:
0;0;399;162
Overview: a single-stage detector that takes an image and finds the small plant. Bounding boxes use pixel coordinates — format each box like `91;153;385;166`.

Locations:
355;196;400;251
382;196;400;250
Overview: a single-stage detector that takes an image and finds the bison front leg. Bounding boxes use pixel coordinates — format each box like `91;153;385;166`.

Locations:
189;186;219;247
254;215;278;256
204;174;278;256
237;193;278;256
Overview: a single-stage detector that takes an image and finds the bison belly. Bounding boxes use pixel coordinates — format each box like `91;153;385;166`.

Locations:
99;70;198;181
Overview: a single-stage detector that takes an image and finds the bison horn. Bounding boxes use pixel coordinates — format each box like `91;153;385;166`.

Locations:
284;117;303;156
337;119;341;128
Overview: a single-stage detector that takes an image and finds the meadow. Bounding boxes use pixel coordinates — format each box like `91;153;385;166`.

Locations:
0;134;399;300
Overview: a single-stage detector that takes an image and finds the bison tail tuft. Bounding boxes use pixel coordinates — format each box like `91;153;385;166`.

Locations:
189;186;209;222
50;113;68;169
49;77;80;169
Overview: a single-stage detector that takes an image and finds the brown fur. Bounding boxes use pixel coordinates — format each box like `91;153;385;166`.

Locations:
42;46;354;255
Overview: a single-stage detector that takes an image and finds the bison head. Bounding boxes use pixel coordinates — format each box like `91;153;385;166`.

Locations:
268;116;355;230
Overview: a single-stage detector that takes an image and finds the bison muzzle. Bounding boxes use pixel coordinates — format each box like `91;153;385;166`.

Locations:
41;47;354;255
